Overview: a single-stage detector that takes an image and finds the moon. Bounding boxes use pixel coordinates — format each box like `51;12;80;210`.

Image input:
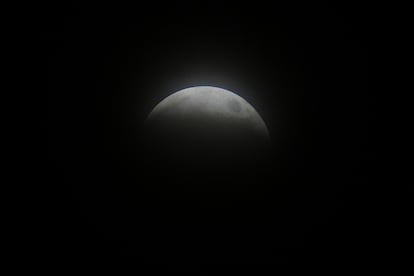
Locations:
145;86;269;166
148;86;268;135
145;86;270;192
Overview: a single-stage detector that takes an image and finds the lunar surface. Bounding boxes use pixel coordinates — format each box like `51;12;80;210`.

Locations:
145;86;269;167
148;86;268;136
145;86;270;192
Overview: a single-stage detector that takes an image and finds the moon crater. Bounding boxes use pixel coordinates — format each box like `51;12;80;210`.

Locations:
227;99;241;113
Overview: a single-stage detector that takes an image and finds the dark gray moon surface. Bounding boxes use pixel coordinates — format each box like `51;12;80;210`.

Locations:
144;86;271;192
148;86;269;138
146;86;269;151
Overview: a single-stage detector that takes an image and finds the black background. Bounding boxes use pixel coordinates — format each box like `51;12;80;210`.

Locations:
42;1;378;273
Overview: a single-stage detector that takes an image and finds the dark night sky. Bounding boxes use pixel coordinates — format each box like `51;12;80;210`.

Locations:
42;1;378;273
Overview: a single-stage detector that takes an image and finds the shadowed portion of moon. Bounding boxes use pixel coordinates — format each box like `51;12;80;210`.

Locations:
144;86;270;193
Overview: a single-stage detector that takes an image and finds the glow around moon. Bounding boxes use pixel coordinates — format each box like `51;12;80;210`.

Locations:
148;86;269;139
